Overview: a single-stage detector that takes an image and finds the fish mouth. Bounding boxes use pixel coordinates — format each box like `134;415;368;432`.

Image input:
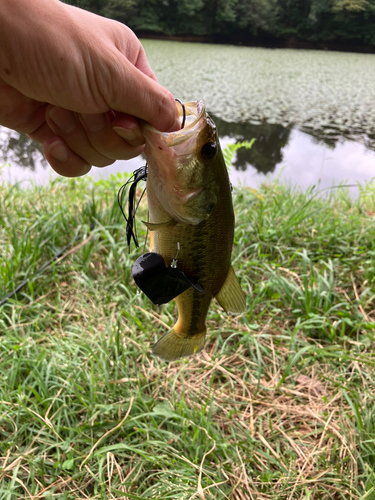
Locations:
141;101;206;148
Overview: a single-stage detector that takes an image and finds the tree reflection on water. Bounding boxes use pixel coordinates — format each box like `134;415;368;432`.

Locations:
213;116;293;174
1;120;295;175
0;119;360;177
0;129;46;170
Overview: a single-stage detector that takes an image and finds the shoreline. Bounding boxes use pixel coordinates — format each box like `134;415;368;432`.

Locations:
137;31;375;55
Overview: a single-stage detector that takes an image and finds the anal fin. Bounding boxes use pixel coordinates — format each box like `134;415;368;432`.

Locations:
215;266;246;314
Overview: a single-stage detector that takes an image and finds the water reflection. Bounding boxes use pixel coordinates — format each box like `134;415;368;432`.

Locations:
300;126;340;150
0;120;344;177
0;128;45;170
0;121;296;177
213;116;292;174
1;120;375;192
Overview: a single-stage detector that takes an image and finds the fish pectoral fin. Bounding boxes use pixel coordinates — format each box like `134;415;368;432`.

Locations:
215;266;246;314
142;219;177;231
152;328;206;361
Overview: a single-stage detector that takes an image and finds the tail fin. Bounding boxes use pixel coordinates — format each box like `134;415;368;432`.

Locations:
152;328;206;362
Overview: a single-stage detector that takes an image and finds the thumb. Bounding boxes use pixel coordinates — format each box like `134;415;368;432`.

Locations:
107;55;180;132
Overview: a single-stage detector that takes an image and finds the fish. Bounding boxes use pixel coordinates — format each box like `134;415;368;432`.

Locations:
140;100;245;361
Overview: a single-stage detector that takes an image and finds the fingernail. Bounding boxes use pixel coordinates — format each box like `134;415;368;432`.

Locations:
81;113;107;132
113;126;144;147
49;107;76;133
46;140;69;163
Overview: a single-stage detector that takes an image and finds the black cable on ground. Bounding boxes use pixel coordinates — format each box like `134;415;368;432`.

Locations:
0;223;95;307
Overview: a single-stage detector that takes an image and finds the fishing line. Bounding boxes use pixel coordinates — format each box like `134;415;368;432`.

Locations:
0;223;95;307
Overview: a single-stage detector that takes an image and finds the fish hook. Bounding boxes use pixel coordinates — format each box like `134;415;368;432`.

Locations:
175;98;186;129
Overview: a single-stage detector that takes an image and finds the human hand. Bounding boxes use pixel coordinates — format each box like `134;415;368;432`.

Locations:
0;0;179;176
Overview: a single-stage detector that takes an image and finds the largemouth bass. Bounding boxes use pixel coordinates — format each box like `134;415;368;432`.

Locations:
140;101;245;361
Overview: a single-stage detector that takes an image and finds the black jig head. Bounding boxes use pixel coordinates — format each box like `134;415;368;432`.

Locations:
132;252;204;305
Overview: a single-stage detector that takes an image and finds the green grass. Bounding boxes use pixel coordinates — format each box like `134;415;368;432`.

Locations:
0;173;375;499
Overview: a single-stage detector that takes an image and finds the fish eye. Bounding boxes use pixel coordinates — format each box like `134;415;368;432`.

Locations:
200;142;217;160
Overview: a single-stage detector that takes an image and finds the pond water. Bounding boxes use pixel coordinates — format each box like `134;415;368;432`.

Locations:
1;41;375;191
